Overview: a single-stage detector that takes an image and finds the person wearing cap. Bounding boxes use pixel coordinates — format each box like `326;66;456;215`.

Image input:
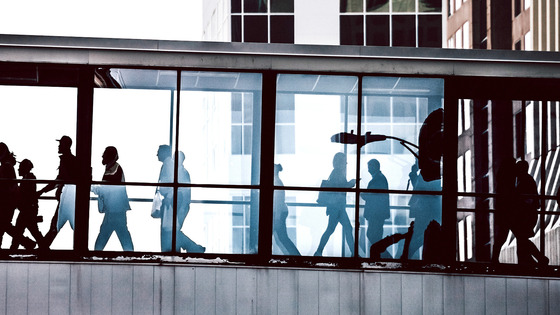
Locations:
38;135;78;248
91;146;134;251
11;159;44;249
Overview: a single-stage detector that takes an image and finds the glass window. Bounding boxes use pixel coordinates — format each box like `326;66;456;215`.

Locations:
179;71;262;186
245;0;268;13
340;15;364;45
392;15;416;47
92;68;177;252
419;0;442;12
275;74;358;188
232;0;241;13
392;0;415;12
367;0;389;12
0;85;77;250
340;0;363;12
270;16;294;43
244;15;268;43
271;0;294;12
232;15;242;42
366;15;390;46
418;15;442;48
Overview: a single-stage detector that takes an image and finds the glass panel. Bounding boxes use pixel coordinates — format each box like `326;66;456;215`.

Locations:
232;15;242;42
392;0;415;12
361;77;444;191
271;0;294;12
89;185;161;252
392;15;416;47
358;192;416;259
179;71;262;185
0;85;77;250
275;74;359;188
232;0;241;13
244;15;268;43
274;190;356;257
366;15;390;46
245;0;268;13
419;0;442;12
340;0;363;12
418;15;442;48
191;188;258;254
367;0;389;12
270;15;294;44
340;15;364;45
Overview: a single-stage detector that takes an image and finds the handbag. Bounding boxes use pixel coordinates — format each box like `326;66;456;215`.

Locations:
317;179;334;206
151;191;163;218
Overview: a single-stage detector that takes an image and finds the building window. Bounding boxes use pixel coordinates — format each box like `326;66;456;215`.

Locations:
340;0;442;47
231;0;295;44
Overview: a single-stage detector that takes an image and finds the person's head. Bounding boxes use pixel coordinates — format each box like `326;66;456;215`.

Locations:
0;142;9;161
367;159;380;175
516;160;529;175
102;146;119;166
157;145;171;162
332;152;347;170
18;159;33;177
178;151;186;165
274;163;283;175
57;135;72;154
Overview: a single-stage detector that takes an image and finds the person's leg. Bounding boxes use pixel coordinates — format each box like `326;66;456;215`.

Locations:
113;212;134;251
339;210;355;257
275;211;300;256
94;213;114;251
408;218;429;259
9;213;27;249
492;222;509;263
314;210;340;256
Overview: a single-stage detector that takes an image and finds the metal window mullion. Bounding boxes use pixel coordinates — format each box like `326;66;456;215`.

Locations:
171;71;182;254
540;100;548;254
354;76;363;259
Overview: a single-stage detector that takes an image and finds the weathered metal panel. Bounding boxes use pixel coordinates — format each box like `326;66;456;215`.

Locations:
0;263;7;315
339;271;360;315
527;279;547;315
549;279;560;315
49;264;71;315
277;269;298;315
90;264;112;315
380;273;402;314
402;273;423;315
132;265;155;315
29;263;50;315
464;276;485;314
112;265;133;314
423;275;444;315
298;270;319;314
256;268;278;315
362;272;381;315
506;278;528;315
173;266;195;315
485;277;507;315
443;275;465;315
6;263;27;315
318;270;339;315
236;268;257;315
159;267;176;315
215;267;236;315
194;267;215;315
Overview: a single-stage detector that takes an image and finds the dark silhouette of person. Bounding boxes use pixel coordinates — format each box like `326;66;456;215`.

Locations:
10;159;44;249
37;135;78;248
362;159;390;257
175;151;204;253
0;143;34;249
91;146;134;251
492;157;517;263
511;160;548;265
273;164;300;256
407;161;442;259
314;152;356;257
155;145;204;253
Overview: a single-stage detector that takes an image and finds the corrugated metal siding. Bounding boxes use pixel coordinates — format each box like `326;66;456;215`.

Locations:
0;262;558;314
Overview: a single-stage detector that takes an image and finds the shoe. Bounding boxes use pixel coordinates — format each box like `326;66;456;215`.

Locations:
189;245;206;253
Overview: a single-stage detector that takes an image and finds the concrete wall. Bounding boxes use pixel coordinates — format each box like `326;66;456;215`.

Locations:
0;261;558;314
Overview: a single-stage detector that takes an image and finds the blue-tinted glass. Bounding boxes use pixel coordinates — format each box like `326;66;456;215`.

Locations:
271;0;293;12
340;0;363;12
245;0;268;13
367;0;389;12
419;0;442;12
